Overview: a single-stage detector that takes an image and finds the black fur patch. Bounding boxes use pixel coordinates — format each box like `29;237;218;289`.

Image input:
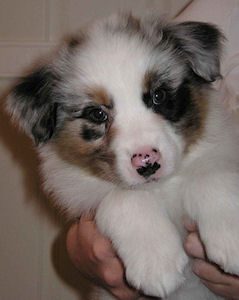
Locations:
143;79;194;123
161;21;224;82
81;125;103;141
177;22;221;52
69;38;81;48
32;103;58;145
12;66;61;145
66;34;86;51
13;67;59;109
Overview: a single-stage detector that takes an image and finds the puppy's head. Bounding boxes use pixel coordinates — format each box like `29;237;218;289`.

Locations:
8;14;224;187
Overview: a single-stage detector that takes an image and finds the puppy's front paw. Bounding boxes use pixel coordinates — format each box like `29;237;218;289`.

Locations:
124;242;188;298
201;222;239;275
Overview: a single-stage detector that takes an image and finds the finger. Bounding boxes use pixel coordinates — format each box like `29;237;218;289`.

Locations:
99;257;130;289
66;221;99;275
184;232;206;259
109;286;139;300
200;278;239;299
66;222;80;262
192;259;238;285
99;258;140;298
183;216;197;232
77;218;117;261
92;236;117;262
80;211;95;222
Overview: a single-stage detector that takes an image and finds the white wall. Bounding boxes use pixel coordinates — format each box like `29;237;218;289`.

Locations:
0;0;189;79
0;1;190;299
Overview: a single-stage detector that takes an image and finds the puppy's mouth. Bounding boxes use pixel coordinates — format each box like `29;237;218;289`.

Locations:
127;176;160;189
145;176;160;183
129;172;161;188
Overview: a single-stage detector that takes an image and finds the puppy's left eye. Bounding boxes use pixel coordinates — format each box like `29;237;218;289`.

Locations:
152;88;166;105
88;108;108;123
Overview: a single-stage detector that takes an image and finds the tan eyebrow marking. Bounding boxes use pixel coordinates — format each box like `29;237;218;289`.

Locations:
87;87;112;107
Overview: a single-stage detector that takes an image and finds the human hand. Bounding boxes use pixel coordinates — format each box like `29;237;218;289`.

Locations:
184;219;239;300
66;214;140;300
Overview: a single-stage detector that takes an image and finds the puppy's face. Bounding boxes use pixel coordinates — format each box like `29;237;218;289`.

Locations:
8;14;223;187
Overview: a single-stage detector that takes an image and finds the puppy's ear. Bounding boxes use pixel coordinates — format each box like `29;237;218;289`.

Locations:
8;66;60;146
167;21;224;82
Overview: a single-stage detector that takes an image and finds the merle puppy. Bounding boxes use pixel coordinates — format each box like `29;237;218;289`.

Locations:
7;13;239;300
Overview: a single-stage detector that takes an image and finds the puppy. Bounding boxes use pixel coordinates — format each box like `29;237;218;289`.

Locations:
7;13;239;299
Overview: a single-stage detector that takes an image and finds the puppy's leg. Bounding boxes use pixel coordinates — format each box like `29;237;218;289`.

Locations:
96;189;188;298
184;171;239;276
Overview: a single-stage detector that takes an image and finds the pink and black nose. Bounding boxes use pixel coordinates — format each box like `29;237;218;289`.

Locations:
131;147;161;178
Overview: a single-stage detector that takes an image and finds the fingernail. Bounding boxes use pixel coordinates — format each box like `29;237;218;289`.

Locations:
185;233;206;259
183;216;197;231
81;211;95;221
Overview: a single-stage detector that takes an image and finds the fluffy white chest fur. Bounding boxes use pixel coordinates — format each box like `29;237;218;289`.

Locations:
8;13;239;300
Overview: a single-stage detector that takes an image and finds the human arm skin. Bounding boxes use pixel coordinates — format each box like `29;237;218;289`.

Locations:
184;219;239;300
66;214;140;300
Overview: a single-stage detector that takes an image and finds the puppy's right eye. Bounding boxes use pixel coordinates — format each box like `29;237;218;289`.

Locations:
78;106;108;124
88;108;108;123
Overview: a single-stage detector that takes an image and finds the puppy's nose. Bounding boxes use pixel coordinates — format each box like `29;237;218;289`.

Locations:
131;147;161;178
